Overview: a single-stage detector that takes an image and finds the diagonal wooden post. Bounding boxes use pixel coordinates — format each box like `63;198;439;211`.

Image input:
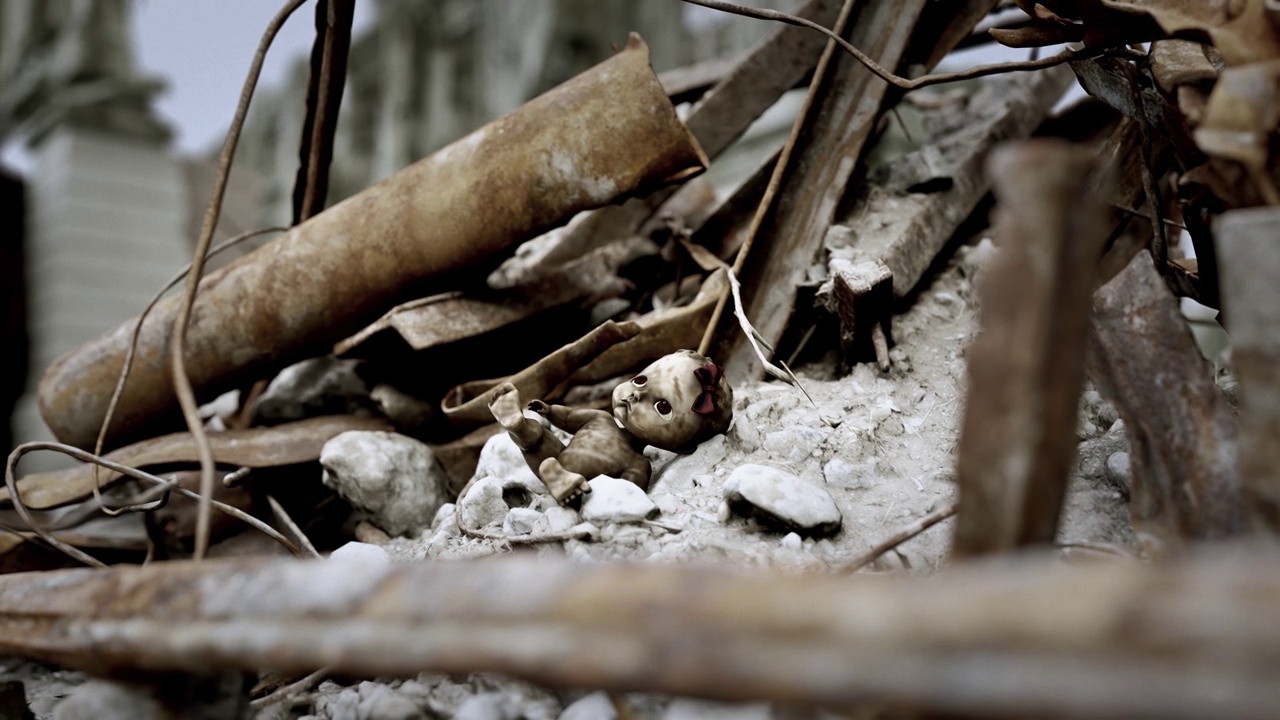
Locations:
952;140;1109;557
1216;207;1280;536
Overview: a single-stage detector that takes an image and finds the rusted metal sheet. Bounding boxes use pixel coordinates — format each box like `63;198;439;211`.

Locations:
3;416;390;510
952;141;1109;557
38;35;707;452
1088;251;1244;545
335;237;650;358
1215;207;1280;535
0;552;1278;718
715;0;929;382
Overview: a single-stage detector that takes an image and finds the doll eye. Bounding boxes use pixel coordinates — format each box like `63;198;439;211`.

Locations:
654;399;672;416
632;375;647;387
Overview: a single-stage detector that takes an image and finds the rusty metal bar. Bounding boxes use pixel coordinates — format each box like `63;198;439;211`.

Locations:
0;553;1278;718
1216;207;1280;535
952;141;1109;557
38;35;707;451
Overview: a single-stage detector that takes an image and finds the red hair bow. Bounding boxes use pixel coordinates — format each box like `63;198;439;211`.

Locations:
692;362;722;415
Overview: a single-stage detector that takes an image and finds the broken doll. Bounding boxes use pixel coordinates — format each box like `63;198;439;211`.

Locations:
487;349;733;504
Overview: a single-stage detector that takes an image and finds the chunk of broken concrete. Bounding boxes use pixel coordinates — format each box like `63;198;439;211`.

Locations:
581;476;658;524
320;431;449;537
723;464;842;537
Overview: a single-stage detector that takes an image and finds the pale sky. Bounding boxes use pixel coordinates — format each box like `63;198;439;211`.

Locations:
1;0;375;170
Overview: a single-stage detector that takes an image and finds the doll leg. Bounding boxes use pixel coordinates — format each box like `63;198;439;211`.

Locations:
488;383;564;470
538;457;591;506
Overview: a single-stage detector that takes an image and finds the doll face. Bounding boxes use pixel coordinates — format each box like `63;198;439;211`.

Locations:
612;351;717;451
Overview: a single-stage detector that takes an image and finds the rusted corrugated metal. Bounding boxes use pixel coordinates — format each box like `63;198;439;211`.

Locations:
38;34;707;451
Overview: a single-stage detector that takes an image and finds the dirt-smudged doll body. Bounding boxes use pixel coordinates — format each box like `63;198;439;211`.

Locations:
487;350;733;504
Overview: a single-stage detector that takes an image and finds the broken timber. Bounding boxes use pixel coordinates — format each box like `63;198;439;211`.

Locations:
819;66;1074;366
1088;252;1244;545
0;553;1278;719
1215;207;1280;535
952;141;1108;557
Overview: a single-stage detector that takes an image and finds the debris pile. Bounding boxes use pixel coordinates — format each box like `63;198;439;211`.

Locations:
3;1;1280;718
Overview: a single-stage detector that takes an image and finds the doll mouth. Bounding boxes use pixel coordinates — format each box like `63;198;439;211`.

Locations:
612;400;631;422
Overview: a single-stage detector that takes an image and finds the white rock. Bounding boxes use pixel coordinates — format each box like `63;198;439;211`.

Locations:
558;691;616;720
454;693;520;720
581;477;658;524
355;681;424;720
822;456;870;490
656;435;727;491
762;426;828;463
727;415;762;453
780;532;803;550
459;477;509;529
431;503;459;536
534;506;581;534
504;507;542;535
723;464;842;536
315;686;361;720
1106;451;1131;495
330;541;391;566
320;431;448;536
54;681;168;720
256;355;370;423
474;433;545;493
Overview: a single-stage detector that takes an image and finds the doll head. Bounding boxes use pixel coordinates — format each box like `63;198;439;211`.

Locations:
611;349;733;453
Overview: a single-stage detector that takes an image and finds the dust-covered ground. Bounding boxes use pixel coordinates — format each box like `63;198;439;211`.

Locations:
254;241;1136;720
7;241;1137;720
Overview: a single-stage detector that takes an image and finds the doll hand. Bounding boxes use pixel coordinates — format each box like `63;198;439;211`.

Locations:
527;399;550;415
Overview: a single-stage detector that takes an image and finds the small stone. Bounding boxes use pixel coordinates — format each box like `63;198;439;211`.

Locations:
723;464;842;537
474;433;544;491
1106;451;1131;496
581;477;658;524
255;356;372;423
504;507;542;535
330;541;391;566
534;506;581;534
823;456;870;490
459;477;509;530
431;504;459;535
1097;403;1120;427
559;691;616;720
780;532;803;550
762;426;827;463
454;693;519;720
54;681;168;720
316;685;361;720
355;682;424;720
320;431;449;536
728;416;762;453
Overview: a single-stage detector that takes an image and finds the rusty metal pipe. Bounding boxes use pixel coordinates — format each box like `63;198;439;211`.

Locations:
38;34;707;450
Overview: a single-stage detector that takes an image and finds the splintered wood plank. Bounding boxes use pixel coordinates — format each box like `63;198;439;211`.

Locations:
952;141;1109;558
1088;252;1244;545
1216;207;1280;535
717;0;929;382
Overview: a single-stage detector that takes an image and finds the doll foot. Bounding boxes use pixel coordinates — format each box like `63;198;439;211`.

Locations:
539;458;591;507
488;382;524;429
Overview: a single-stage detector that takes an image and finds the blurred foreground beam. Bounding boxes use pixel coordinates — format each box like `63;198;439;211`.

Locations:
1216;207;1280;535
952;141;1108;556
38;35;707;451
0;553;1278;719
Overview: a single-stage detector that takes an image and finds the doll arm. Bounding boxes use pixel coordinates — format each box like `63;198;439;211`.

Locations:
527;401;599;434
